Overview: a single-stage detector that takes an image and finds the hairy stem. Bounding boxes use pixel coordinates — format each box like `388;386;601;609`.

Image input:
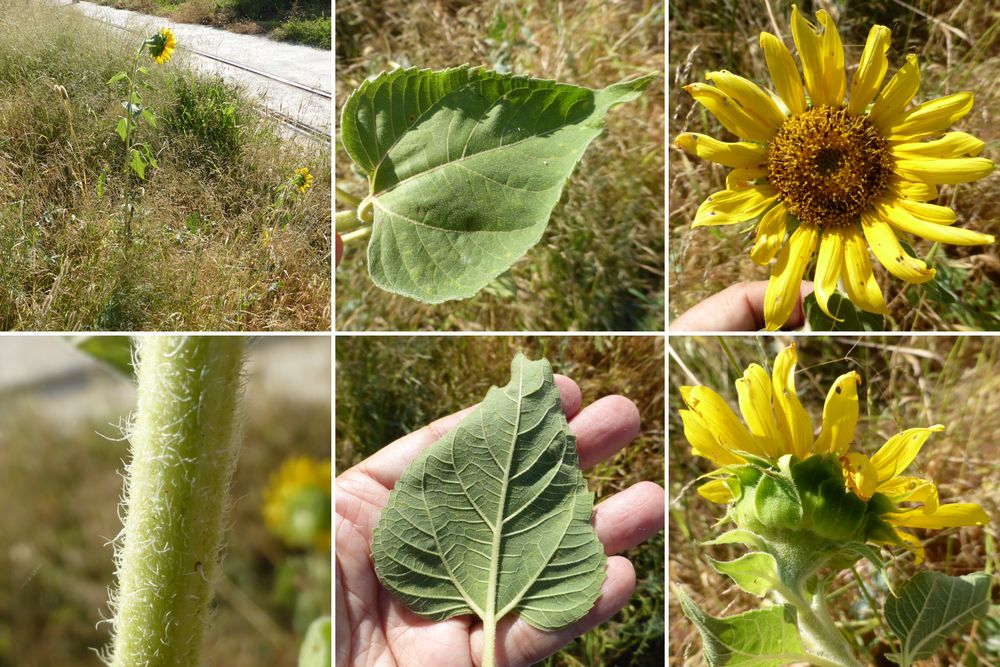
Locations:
341;225;372;245
481;615;497;667
335;185;361;208
776;585;863;667
109;336;245;667
335;208;363;233
121;50;141;243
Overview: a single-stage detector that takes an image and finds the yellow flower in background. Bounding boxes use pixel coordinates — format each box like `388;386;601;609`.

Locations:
263;456;331;551
677;6;995;330
147;27;176;65
681;344;988;560
292;167;314;194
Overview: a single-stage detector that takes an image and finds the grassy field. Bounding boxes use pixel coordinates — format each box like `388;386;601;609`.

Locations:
90;0;331;49
669;0;1000;330
668;336;1000;665
0;1;331;331
336;336;665;666
0;338;331;665
335;0;665;332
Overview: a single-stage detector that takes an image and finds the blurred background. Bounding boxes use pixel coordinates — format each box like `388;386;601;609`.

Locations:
336;335;665;666
335;0;665;332
669;0;1000;329
668;336;1000;665
0;336;331;666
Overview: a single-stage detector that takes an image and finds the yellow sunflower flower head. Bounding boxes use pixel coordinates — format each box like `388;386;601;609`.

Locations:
678;6;995;330
147;27;177;65
292;167;314;194
680;344;988;562
263;456;331;551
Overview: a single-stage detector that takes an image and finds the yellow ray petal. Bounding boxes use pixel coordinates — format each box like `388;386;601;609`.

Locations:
889;179;938;202
750;202;789;266
736;363;784;458
877;476;939;514
680;409;747;467
676;132;769;168
698;478;735;504
892;131;985;159
895;157;995;185
849;25;891;115
888;92;975;141
771;344;814;459
814;228;846;321
814;371;861;455
876;199;995;246
694;186;779;227
760;31;806;115
842;452;878;500
870;425;944;482
705;70;787;132
897;199;956;226
892;528;925;564
681;386;765;458
816;9;846;106
727;167;769;190
791;5;829;106
889;503;989;529
685;83;778;143
764;224;818;331
861;210;936;283
841;226;888;314
868;54;920;132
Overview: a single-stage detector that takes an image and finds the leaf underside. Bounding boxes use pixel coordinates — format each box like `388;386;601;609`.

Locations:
341;65;654;303
370;354;606;632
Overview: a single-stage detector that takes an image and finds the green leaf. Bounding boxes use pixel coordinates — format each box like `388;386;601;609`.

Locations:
676;586;808;666
709;552;781;598
370;354;606;663
116;118;128;142
141;107;157;128
107;72;127;86
340;66;654;303
804;292;884;331
69;336;134;378
884;570;991;665
97;169;108;198
141;143;158;169
129;149;147;179
702;529;765;550
297;616;331;667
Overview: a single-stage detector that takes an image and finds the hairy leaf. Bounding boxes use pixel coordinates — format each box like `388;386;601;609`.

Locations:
370;354;606;657
884;570;990;665
340;66;654;303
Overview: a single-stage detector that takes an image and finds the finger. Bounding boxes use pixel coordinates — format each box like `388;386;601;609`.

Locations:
475;556;637;667
593;481;665;554
670;280;813;331
570;395;641;469
351;375;582;490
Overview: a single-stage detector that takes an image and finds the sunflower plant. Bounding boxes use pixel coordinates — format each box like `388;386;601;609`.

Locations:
676;344;991;667
106;26;176;241
677;6;995;330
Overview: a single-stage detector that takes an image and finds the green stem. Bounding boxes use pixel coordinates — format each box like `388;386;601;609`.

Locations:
109;336;245;667
335;208;363;233
121;48;142;243
335;185;361;208
775;585;863;667
481;615;496;667
341;225;372;245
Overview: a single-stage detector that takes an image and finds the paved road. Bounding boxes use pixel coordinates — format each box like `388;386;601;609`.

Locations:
54;0;331;138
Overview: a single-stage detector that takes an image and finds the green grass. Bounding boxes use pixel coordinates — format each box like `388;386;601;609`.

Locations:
90;0;331;48
0;341;331;666
335;0;665;332
669;0;1000;330
0;1;331;330
668;336;1000;665
336;336;665;667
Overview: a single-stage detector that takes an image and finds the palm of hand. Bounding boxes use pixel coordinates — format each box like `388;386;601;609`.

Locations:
335;377;664;667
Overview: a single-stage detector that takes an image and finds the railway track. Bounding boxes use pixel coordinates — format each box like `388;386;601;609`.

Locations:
66;2;331;145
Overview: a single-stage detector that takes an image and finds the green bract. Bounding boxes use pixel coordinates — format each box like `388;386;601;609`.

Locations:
340;66;654;303
370;354;606;667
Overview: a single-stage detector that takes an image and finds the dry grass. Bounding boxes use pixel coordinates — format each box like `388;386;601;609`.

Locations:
668;335;1000;665
0;1;331;331
336;336;665;666
669;0;1000;330
335;0;665;332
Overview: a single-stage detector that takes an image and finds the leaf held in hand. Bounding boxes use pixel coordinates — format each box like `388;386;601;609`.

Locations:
340;66;654;303
370;354;606;661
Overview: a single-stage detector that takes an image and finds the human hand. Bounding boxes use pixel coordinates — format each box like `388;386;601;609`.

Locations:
335;375;664;667
670;280;814;331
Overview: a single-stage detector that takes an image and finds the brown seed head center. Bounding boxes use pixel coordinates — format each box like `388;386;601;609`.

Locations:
767;106;893;228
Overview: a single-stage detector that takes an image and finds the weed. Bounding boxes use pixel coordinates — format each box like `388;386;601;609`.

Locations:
165;76;242;158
